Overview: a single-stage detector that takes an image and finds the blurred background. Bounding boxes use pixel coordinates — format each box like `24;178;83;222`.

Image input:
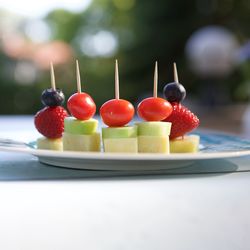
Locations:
0;0;250;136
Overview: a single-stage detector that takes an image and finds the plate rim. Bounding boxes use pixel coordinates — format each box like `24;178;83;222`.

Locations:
0;145;249;161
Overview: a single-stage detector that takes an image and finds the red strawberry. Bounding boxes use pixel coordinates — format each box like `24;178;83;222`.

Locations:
163;103;199;139
34;106;68;139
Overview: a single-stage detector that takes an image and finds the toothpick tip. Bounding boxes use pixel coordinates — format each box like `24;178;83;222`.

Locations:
153;61;158;98
76;59;81;93
115;59;119;99
173;62;179;83
50;62;56;90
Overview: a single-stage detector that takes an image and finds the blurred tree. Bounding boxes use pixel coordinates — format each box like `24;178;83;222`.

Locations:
0;0;250;114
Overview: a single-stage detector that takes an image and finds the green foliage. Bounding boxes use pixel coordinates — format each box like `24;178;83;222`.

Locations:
0;0;250;114
46;9;83;42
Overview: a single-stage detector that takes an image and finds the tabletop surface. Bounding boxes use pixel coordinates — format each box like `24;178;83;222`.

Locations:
0;116;250;250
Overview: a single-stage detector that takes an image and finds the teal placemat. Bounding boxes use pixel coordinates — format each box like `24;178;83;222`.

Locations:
0;152;249;181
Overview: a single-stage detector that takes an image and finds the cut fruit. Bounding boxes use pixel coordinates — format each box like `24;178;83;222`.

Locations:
102;126;137;139
103;138;138;153
137;122;171;137
36;137;63;151
64;117;98;135
170;135;200;153
63;132;101;152
138;136;169;153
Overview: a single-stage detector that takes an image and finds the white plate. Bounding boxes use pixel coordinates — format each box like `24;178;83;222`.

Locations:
0;132;249;171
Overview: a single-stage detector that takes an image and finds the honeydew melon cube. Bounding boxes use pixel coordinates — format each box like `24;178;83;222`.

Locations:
63;132;100;152
137;121;171;136
36;137;63;151
64;117;98;135
103;138;138;153
102;126;138;153
170;135;200;153
102;126;137;139
138;136;170;153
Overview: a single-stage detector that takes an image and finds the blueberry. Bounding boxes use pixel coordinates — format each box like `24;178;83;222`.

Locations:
41;88;65;107
163;82;186;103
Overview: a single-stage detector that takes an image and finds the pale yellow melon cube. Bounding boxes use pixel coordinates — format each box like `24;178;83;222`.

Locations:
103;138;138;153
63;132;101;152
170;135;200;153
138;136;170;153
36;137;63;151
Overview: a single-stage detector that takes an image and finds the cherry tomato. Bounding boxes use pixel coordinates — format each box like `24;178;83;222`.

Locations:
137;97;172;121
67;92;96;120
100;99;134;127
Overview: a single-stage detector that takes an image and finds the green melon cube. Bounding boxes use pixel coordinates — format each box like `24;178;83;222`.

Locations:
64;117;98;135
137;121;171;136
102;126;137;139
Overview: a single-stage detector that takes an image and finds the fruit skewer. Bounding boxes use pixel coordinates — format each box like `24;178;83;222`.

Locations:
34;62;68;150
163;63;200;153
163;62;186;103
100;60;137;153
63;60;100;152
137;61;172;153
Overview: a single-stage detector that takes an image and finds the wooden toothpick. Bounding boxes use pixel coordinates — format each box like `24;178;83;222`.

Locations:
115;59;119;99
50;62;56;91
153;61;158;98
173;62;179;83
76;60;82;93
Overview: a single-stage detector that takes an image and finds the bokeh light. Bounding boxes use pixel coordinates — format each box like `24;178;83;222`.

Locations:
0;0;92;17
80;31;118;57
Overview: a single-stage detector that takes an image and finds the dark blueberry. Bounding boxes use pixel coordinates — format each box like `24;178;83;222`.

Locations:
41;88;65;107
163;82;186;103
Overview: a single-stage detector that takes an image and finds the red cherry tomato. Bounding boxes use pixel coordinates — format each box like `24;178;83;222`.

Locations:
67;92;96;120
137;97;172;121
100;99;135;127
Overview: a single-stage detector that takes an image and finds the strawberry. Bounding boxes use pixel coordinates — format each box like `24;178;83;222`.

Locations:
34;106;68;139
163;102;199;139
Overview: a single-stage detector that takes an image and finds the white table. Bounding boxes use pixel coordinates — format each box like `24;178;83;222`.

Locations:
0;116;250;250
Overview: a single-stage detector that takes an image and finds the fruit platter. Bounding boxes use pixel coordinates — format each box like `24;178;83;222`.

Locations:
35;61;200;153
0;60;249;170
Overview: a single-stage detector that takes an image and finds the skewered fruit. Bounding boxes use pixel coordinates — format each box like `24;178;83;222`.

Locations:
63;117;100;152
170;135;200;153
137;97;172;121
163;102;199;139
102;126;138;153
64;117;98;135
36;137;63;151
163;82;186;103
137;121;171;136
34;106;68;139
67;92;96;120
41;88;65;107
63;133;100;152
100;99;134;127
137;122;171;153
163;62;186;103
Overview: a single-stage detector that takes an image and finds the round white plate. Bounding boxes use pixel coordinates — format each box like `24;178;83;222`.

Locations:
0;132;249;171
